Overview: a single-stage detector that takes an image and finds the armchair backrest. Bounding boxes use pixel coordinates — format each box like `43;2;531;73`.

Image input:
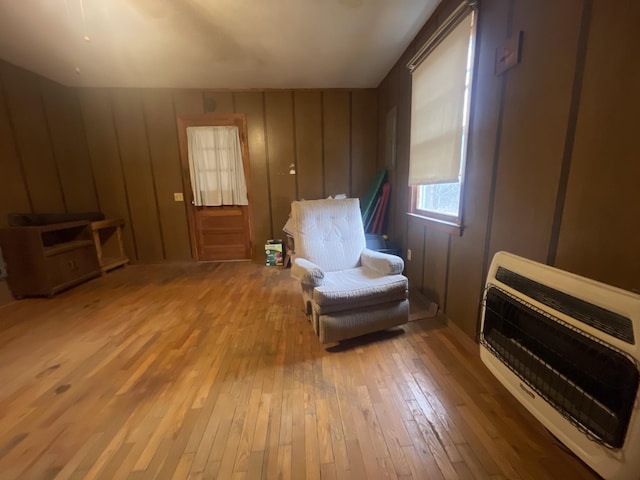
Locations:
291;198;366;272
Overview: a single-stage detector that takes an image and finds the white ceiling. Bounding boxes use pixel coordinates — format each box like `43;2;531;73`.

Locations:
0;0;440;89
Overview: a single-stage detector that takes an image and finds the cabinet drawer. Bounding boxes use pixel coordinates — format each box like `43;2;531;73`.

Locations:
46;246;99;290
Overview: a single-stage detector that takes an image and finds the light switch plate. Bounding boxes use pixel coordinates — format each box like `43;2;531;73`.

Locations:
495;31;523;76
174;192;184;202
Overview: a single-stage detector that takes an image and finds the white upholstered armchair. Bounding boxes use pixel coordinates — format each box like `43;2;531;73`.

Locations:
290;198;409;343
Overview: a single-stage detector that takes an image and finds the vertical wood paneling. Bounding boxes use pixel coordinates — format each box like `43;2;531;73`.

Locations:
0;71;377;267
322;91;351;197
350;90;378;200
0;80;30;227
422;229;449;308
376;0;634;341
79;88;136;261
555;0;640;293
391;69;413;248
405;218;425;291
234;92;271;260
294;91;323;201
111;89;164;262
264;91;296;239
172;89;210;259
142;90;192;261
446;0;510;338
204;91;234;113
173;90;204;116
0;63;64;212
40;79;98;213
488;0;583;263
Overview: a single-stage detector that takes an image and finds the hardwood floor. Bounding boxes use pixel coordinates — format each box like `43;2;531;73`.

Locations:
0;263;599;479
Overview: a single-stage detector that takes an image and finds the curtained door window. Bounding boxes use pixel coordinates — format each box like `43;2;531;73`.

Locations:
186;126;249;206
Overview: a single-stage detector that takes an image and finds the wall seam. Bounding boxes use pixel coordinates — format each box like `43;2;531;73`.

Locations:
262;92;274;238
110;90;139;261
291;91;299;201
38;80;68;213
320;91;327;198
76;89;102;212
0;69;33;212
345;91;353;197
546;0;593;266
170;90;194;260
476;0;515;339
443;234;452;313
140;91;167;260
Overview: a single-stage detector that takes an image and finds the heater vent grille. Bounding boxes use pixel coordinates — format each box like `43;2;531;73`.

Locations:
495;267;634;344
481;286;639;449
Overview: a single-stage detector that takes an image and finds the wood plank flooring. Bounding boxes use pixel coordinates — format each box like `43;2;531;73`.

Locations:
0;263;600;479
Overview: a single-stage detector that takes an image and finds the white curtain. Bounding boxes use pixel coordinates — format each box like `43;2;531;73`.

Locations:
187;126;249;206
408;12;473;186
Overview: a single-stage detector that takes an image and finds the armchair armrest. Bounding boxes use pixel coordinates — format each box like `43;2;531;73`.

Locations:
361;248;404;275
292;258;325;286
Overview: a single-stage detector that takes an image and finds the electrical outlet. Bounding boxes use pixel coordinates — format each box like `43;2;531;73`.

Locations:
174;192;184;202
407;249;412;261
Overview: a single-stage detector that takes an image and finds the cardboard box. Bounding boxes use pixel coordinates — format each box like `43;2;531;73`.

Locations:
265;239;283;266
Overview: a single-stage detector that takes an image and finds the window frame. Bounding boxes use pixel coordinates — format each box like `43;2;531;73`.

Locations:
406;2;478;237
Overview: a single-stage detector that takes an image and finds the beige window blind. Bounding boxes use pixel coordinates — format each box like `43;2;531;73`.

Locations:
408;12;473;186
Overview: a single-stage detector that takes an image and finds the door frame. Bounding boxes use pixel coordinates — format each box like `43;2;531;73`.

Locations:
176;113;254;261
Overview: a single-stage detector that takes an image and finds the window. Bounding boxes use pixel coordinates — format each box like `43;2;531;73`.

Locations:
186;126;249;206
407;2;477;234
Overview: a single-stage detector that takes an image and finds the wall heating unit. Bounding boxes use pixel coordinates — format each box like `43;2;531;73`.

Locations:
480;251;640;480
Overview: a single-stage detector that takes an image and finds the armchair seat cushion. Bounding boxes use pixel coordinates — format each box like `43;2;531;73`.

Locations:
312;267;408;315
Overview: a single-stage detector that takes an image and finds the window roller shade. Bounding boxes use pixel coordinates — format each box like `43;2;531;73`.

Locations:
408;13;473;186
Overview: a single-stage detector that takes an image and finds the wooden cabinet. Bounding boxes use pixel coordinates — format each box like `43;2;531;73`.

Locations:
0;220;100;297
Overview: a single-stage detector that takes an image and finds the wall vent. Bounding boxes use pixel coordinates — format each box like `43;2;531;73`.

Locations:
480;251;640;480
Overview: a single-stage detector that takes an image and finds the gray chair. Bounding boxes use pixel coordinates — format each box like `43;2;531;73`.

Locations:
290;198;409;343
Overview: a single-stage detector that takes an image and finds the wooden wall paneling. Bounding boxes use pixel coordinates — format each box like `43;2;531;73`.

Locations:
172;89;205;259
377;66;408;244
446;0;510;338
375;75;405;245
0;63;65;212
293;91;323;201
40;79;98;213
405;217;425;291
0;78;30;227
350;90;378;201
322;91;351;197
111;89;164;262
173;89;204;116
142;89;192;261
234;92;270;261
264;91;296;239
487;0;583;264
79;88;136;261
555;1;640;293
391;69;413;246
203;91;234;113
421;228;449;308
376;80;390;174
